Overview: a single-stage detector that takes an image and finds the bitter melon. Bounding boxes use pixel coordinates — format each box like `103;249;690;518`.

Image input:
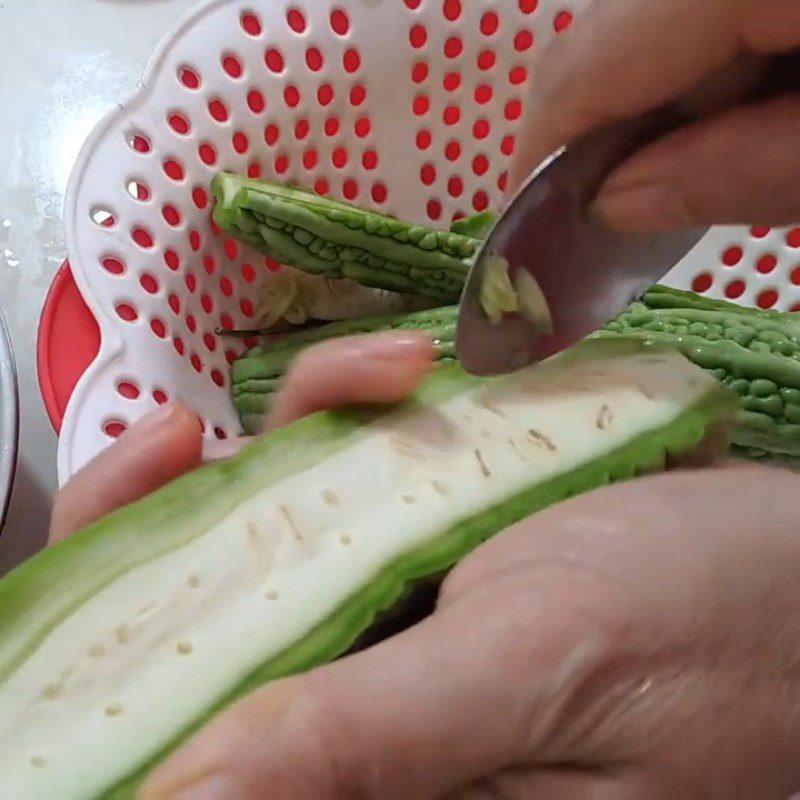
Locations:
599;285;800;457
0;339;731;798
232;286;800;463
233;306;459;434
212;173;479;302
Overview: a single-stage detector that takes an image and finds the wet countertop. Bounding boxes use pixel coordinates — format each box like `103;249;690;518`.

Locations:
0;0;198;572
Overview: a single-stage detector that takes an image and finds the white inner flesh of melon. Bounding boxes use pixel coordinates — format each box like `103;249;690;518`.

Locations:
0;352;711;798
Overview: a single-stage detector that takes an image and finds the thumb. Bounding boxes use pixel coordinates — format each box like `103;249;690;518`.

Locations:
137;577;598;800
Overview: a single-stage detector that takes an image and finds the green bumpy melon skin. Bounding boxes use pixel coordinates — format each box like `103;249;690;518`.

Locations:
233;284;800;458
211;173;478;302
600;284;800;457
0;339;734;798
232;306;459;434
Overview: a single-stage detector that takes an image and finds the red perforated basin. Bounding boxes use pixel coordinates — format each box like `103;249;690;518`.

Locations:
37;262;100;433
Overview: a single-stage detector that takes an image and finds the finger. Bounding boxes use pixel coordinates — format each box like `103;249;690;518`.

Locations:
592;94;800;231
264;330;434;430
54;331;432;536
202;436;253;463
50;402;202;542
139;575;609;800
508;0;800;193
202;332;434;463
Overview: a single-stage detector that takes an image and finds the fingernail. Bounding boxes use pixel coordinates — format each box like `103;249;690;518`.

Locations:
141;773;240;800
590;182;692;232
347;330;433;361
122;401;197;442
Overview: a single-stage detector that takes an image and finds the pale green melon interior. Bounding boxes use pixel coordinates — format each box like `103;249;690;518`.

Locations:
0;344;726;798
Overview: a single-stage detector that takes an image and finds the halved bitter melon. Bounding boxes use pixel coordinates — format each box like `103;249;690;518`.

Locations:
0;339;733;798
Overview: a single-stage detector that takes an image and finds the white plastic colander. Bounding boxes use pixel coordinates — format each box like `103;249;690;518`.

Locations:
57;0;800;485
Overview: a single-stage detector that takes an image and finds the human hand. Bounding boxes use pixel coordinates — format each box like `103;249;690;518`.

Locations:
51;332;800;798
509;0;800;232
49;330;433;542
117;457;798;800
51;331;800;799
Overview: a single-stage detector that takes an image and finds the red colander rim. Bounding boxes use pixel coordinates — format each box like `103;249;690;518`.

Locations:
37;262;100;434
